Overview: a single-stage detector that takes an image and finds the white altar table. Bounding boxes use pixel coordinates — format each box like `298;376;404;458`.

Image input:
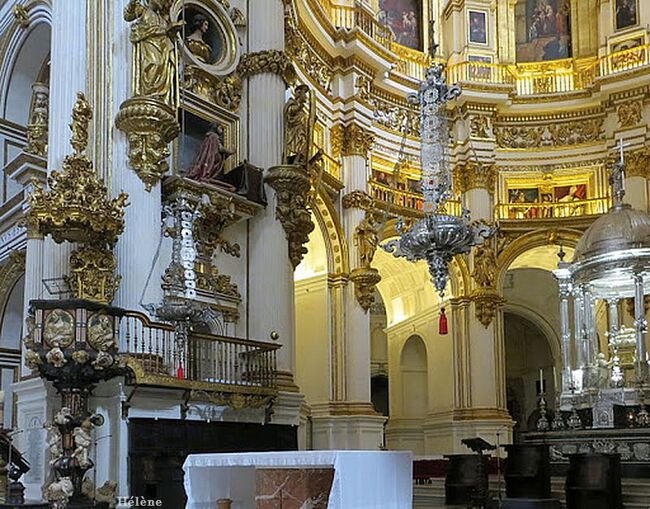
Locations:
183;450;413;509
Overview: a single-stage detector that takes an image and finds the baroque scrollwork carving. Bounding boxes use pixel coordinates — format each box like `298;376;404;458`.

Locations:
469;114;492;139
495;117;604;149
30;93;128;304
24;82;49;157
470;240;504;328
12;4;29;28
625;148;650;178
285;15;332;92
617;99;643;128
182;49;295;112
116;0;182;191
454;161;496;195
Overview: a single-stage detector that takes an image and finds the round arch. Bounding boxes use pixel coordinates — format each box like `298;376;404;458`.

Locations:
502;301;561;366
0;2;52;125
496;228;583;292
313;191;349;275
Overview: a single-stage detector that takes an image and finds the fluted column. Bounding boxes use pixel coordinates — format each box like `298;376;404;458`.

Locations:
247;0;295;384
41;0;89;285
556;270;573;392
111;0;162;313
21;229;43;377
340;129;372;402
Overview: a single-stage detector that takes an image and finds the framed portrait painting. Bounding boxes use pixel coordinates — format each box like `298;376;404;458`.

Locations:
468;10;488;45
615;0;638;31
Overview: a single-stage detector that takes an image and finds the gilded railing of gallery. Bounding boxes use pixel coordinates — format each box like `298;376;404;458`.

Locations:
495;197;610;220
369;179;462;217
309;0;650;95
120;311;279;394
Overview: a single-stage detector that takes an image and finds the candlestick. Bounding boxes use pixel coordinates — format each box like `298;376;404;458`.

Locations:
539;368;544;394
553;366;558;391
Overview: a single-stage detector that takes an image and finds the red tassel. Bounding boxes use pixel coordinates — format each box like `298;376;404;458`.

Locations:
176;363;185;379
439;307;448;335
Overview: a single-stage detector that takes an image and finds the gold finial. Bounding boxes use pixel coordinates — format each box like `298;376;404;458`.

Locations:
69;92;92;155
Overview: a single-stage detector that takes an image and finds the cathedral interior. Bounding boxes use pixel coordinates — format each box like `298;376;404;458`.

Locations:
0;0;648;508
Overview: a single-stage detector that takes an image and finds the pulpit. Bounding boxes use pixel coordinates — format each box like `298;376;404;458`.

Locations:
183;451;412;509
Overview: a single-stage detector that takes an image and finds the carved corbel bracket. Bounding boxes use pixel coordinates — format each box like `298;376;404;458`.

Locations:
471;287;505;328
265;164;314;269
349;267;381;312
342;190;383;311
115;97;180;191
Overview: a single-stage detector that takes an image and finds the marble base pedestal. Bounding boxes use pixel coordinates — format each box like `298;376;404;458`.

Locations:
255;468;334;508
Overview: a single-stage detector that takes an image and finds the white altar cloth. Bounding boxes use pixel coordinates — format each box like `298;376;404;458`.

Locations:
183;450;413;509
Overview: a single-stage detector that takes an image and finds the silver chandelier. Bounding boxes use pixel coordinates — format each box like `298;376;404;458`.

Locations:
382;61;493;297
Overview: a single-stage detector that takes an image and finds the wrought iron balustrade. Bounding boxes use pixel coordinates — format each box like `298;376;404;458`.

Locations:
496;196;611;220
119;311;279;393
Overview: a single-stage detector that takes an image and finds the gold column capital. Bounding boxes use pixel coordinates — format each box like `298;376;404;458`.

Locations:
331;122;375;159
454;161;496;195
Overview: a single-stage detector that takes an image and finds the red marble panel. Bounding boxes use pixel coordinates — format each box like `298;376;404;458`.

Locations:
255;468;334;509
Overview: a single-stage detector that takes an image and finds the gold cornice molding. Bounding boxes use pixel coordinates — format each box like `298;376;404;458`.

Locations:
331;122;375;158
310;401;383;417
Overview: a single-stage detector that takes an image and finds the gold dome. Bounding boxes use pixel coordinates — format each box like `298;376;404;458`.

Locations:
574;203;650;262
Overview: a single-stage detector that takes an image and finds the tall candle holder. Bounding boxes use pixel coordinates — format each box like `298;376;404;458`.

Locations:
551;393;566;431
536;391;550;432
566;385;583;430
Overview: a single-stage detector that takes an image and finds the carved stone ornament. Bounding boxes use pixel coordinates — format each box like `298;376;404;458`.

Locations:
266;85;321;268
331;123;375;159
470;115;492;139
30;93;129;304
624;148;650;179
472;286;505;328
24;82;49;157
617;100;643;128
349;267;382;311
183;49;296;112
265;165;314;269
454;161;496;194
12;4;29;28
117;0;182;191
495;117;604;149
285;14;332;92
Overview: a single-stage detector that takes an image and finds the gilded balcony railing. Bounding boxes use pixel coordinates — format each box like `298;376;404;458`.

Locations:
120;311;279;392
308;0;650;92
496;197;610;220
317;147;342;181
369;179;462;216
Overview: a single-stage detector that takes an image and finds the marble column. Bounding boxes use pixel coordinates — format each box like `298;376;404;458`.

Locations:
557;273;573;392
111;0;163;314
246;0;302;425
41;0;89;285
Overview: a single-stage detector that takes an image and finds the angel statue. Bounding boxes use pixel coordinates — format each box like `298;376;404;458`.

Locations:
72;419;94;469
124;0;183;108
472;244;497;288
283;84;315;166
186;123;235;185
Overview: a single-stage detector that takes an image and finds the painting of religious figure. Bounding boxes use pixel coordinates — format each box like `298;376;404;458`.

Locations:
615;0;638;31
515;0;572;62
378;0;422;50
469;11;488;45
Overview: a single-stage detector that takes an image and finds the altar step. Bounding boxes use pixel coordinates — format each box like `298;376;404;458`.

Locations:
413;477;650;508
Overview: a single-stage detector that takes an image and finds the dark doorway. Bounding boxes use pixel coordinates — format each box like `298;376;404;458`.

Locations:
128;418;297;507
371;375;389;416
